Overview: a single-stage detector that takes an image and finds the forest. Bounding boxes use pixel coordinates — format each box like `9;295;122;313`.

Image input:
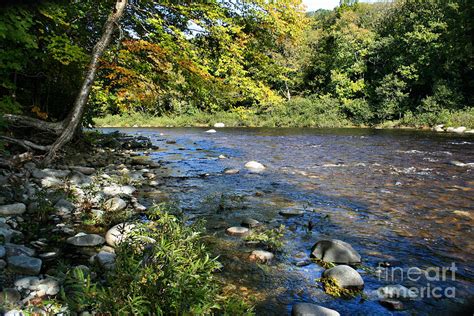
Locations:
1;0;473;134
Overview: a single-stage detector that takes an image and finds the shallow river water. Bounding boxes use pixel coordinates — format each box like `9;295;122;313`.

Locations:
104;127;473;315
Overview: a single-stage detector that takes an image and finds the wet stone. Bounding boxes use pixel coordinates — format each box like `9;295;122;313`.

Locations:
292;303;340;316
311;239;361;264
241;218;261;228
224;168;240;175
322;265;364;290
279;209;304;217
67;233;105;247
379;299;405;310
226;226;249;237
249;250;274;263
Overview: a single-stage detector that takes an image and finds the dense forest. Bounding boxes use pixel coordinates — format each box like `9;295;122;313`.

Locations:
1;0;473;133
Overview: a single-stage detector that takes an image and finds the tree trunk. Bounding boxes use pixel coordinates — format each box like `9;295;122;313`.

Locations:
42;0;127;165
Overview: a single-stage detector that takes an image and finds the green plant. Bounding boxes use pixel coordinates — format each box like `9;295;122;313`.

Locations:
317;277;361;298
244;225;286;251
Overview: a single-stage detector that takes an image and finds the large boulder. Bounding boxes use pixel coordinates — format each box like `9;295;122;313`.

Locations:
322;265;364;290
105;223;136;247
103;197;127;212
8;255;42;274
67;233;105;247
0;203;26;216
311;239;361;264
292;303;340;316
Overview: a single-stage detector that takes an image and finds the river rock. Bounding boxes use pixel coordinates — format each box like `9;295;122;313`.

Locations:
379;299;404;310
54;199;75;214
103;184;136;196
465;129;474;134
279;209;304;217
105;223;136;247
322;265;364;290
5;243;36;257
95;251;116;270
0;245;5;258
0;288;21;305
245;161;265;172
103;197;127;212
249;250;274;263
8;255;42;274
40;176;63;188
205;129;217;133
226;226;249;237
311;239;361;264
0;226;22;243
452;126;466;134
214;122;225;128
432;125;444;132
241;218;261;228
69;172;92;186
377;284;417;300
224;168;240;174
67;233;105;247
0;203;26;216
70;166;95;175
292;303;340;316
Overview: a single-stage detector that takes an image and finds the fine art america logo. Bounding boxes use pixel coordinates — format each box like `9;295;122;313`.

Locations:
376;263;457;299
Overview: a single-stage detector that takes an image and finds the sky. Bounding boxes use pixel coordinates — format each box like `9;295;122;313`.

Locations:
303;0;340;11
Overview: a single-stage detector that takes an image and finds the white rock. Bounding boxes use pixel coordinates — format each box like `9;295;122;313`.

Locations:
452;126;466;134
432;124;444;132
40;176;63;188
105;223;136;247
292;303;340;316
205;129;217;133
214;122;225;128
244;161;266;172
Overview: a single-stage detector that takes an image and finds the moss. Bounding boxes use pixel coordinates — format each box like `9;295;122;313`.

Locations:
317;277;362;298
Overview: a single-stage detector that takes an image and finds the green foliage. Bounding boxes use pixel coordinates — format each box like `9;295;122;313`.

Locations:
44;204;254;314
244;225;286;251
317;276;362;298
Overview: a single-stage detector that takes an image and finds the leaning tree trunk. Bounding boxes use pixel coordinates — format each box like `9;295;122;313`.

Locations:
42;0;127;165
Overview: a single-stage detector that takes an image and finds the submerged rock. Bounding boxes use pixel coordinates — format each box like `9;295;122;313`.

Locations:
322;265;364;290
226;226;249;237
292;303;340;316
311;239;361;264
249;250;274;263
241;218;261;228
0;203;26;216
224;168;240;174
67;233;105;247
244;161;265;172
379;299;405;310
377;284;417;300
8;255;42;275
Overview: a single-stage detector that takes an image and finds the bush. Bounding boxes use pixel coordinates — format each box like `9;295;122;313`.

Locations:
55;204;253;315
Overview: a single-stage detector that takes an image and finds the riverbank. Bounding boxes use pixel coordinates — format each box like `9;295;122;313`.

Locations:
94;107;474;130
0;132;253;314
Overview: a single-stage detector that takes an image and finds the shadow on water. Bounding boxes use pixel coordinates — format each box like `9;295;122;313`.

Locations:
101;127;474;315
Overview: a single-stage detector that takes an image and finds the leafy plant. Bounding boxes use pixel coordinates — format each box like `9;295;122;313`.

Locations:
244;225;286;251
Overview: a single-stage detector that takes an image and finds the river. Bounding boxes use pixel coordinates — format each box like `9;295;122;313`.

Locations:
103;127;474;315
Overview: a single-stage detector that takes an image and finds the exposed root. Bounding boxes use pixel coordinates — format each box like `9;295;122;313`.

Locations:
2;114;65;135
1;136;51;152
